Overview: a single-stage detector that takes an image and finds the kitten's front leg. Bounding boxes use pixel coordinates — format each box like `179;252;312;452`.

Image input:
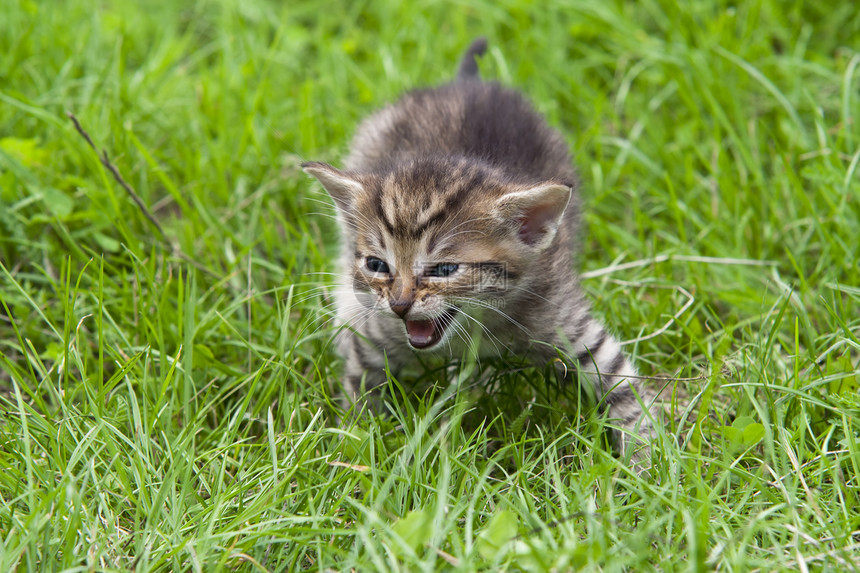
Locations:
565;317;656;458
338;332;393;415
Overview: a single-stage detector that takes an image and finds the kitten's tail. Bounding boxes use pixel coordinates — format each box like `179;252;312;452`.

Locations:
456;37;488;81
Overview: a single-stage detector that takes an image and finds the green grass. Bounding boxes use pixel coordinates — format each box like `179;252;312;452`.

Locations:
2;0;859;570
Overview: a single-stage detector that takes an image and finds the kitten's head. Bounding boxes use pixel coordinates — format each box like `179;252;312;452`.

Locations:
304;157;572;351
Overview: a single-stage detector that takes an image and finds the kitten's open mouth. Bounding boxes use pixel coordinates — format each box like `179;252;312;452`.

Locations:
404;309;459;349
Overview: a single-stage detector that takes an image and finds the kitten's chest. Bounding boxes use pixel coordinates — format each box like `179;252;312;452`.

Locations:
444;308;529;360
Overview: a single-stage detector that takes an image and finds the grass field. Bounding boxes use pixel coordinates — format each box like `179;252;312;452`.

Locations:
2;0;860;570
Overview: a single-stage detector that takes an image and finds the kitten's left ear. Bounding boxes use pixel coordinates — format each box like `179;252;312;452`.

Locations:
494;184;572;249
302;161;364;211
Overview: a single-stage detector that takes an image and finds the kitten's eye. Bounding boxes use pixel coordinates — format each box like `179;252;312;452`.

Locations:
425;263;460;277
365;257;390;274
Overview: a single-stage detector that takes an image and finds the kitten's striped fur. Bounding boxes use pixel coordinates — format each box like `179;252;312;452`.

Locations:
303;39;656;457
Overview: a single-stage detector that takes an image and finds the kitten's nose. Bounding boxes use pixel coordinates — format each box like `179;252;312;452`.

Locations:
389;298;412;318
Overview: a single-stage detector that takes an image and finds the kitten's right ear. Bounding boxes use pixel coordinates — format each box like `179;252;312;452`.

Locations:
302;161;364;210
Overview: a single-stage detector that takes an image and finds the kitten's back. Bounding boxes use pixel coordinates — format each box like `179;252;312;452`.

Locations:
345;72;576;185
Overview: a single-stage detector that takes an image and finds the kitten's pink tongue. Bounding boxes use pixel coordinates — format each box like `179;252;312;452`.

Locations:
405;319;436;348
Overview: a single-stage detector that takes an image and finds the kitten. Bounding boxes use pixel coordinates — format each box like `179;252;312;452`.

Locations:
303;38;655;457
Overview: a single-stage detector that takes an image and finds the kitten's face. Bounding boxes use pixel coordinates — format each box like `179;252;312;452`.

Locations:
304;159;571;351
349;210;512;349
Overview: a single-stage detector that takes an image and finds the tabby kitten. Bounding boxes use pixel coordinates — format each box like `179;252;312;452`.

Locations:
303;39;655;456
